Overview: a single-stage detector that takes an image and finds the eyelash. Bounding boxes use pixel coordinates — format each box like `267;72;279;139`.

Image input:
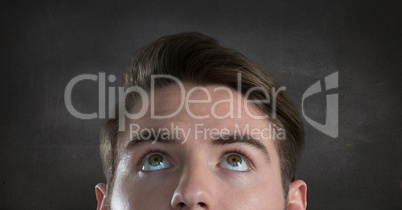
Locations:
135;147;255;170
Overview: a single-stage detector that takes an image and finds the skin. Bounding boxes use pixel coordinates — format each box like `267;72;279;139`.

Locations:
96;84;307;210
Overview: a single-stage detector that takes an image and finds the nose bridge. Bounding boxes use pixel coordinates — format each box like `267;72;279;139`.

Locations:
171;153;214;209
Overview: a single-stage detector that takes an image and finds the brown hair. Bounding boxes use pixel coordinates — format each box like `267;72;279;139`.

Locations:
100;32;304;198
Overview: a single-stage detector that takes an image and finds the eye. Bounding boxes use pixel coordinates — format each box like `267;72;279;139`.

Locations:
141;153;171;171
220;153;250;171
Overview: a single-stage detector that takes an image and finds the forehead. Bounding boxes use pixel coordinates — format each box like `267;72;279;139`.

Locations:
130;83;265;121
117;83;280;152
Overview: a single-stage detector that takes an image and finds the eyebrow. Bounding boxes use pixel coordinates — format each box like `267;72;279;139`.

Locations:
126;130;271;163
211;133;271;163
126;130;179;149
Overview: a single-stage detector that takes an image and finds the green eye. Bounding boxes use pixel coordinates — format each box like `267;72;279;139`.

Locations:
220;153;250;171
148;154;164;166
227;154;242;167
141;153;171;171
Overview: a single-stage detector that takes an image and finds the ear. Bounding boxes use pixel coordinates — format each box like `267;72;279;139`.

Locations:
286;180;307;210
95;183;108;210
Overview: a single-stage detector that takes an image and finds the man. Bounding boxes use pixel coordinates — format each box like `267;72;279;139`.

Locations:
95;32;307;210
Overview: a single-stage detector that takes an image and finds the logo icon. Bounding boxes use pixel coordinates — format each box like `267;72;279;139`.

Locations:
302;72;338;138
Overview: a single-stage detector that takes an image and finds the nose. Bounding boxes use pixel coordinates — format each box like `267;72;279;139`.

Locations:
171;161;214;209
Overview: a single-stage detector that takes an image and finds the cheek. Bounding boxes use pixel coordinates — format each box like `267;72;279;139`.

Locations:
235;163;284;209
214;180;284;210
213;168;284;209
245;179;285;209
111;178;175;209
110;167;177;209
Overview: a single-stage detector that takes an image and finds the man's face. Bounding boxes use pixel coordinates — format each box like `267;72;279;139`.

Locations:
109;84;286;210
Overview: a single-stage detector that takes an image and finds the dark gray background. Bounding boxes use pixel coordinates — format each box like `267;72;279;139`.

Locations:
1;0;401;209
